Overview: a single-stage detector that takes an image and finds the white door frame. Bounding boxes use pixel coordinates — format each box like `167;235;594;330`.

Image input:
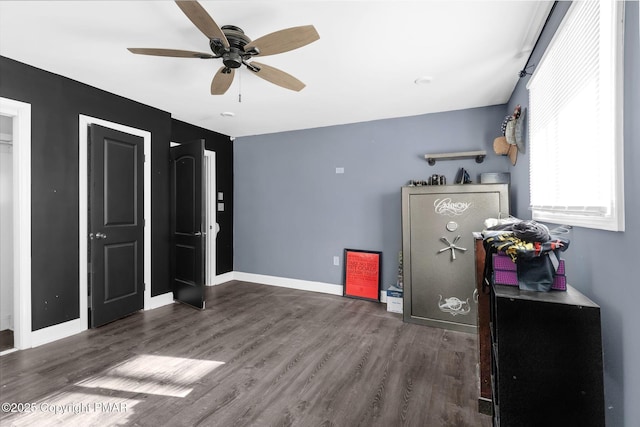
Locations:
204;150;217;285
0;97;31;352
79;115;173;331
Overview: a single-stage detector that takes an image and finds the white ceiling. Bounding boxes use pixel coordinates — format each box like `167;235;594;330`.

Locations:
0;1;553;138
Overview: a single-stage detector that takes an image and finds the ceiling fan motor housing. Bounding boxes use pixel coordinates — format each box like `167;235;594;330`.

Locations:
221;51;242;68
211;25;255;69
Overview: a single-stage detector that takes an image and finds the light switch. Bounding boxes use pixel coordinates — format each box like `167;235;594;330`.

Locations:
336;167;344;174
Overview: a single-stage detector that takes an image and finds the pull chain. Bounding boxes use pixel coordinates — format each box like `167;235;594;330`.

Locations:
238;69;242;103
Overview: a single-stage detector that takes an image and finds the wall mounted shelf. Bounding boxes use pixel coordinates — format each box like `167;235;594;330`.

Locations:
424;150;486;166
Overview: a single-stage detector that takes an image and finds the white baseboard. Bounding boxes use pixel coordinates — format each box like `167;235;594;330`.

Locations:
145;291;174;310
212;271;235;286
220;271;390;302
0;348;19;356
231;272;343;296
30;318;86;348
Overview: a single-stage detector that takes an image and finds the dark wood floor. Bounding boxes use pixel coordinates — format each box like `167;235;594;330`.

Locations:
0;281;491;427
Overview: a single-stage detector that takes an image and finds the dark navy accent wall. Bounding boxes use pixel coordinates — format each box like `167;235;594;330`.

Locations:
171;119;234;275
234;105;509;290
505;2;640;425
0;56;172;326
0;56;234;328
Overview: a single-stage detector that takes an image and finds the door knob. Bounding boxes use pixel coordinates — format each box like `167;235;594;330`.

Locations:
90;232;107;240
194;231;202;236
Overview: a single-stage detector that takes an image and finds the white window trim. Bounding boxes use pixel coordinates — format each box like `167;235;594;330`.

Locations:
528;1;625;232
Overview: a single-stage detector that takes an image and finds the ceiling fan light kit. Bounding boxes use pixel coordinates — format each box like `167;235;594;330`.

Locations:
128;1;320;95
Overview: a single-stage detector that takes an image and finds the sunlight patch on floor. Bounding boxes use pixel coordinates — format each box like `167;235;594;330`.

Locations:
75;354;225;398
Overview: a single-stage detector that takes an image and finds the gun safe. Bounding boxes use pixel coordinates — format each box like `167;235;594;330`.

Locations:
402;184;509;333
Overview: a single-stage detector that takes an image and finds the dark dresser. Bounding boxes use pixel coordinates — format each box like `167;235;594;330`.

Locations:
489;283;605;426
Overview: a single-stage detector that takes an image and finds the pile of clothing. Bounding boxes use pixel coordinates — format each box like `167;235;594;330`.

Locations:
483;219;570;292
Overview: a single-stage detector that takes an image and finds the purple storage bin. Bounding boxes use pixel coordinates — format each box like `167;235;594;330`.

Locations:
552;275;567;291
493;253;566;291
493;253;517;271
494;269;518;285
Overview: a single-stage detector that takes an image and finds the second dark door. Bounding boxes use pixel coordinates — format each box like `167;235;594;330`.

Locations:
170;140;205;309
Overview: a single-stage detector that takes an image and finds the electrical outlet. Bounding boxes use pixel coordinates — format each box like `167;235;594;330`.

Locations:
333;256;340;266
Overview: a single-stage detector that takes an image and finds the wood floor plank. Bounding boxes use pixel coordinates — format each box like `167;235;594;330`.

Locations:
1;281;491;427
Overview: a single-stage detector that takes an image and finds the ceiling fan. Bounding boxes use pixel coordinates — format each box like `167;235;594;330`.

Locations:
128;1;319;95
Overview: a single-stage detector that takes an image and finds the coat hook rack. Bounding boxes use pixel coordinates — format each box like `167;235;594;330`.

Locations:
424;150;486;166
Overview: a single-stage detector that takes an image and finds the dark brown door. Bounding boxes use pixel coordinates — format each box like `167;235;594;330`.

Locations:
170;140;205;309
89;124;144;328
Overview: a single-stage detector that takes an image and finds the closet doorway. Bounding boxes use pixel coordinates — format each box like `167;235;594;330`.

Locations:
0;97;32;354
0;114;14;351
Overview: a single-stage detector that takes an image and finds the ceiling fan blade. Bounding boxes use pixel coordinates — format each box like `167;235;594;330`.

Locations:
249;62;305;91
211;67;235;95
128;48;214;58
175;1;229;48
245;25;319;57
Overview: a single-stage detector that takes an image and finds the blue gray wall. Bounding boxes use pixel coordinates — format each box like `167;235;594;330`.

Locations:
506;2;639;426
234;105;509;289
235;2;639;425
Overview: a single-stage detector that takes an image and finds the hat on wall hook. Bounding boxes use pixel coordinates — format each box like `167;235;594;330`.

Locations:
493;104;525;166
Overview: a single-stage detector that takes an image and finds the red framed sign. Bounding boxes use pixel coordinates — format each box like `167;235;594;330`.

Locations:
343;249;382;302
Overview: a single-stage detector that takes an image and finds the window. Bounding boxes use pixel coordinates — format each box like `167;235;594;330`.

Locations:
527;0;625;231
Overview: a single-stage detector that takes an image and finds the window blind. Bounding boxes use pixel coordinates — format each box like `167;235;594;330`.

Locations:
527;0;624;231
